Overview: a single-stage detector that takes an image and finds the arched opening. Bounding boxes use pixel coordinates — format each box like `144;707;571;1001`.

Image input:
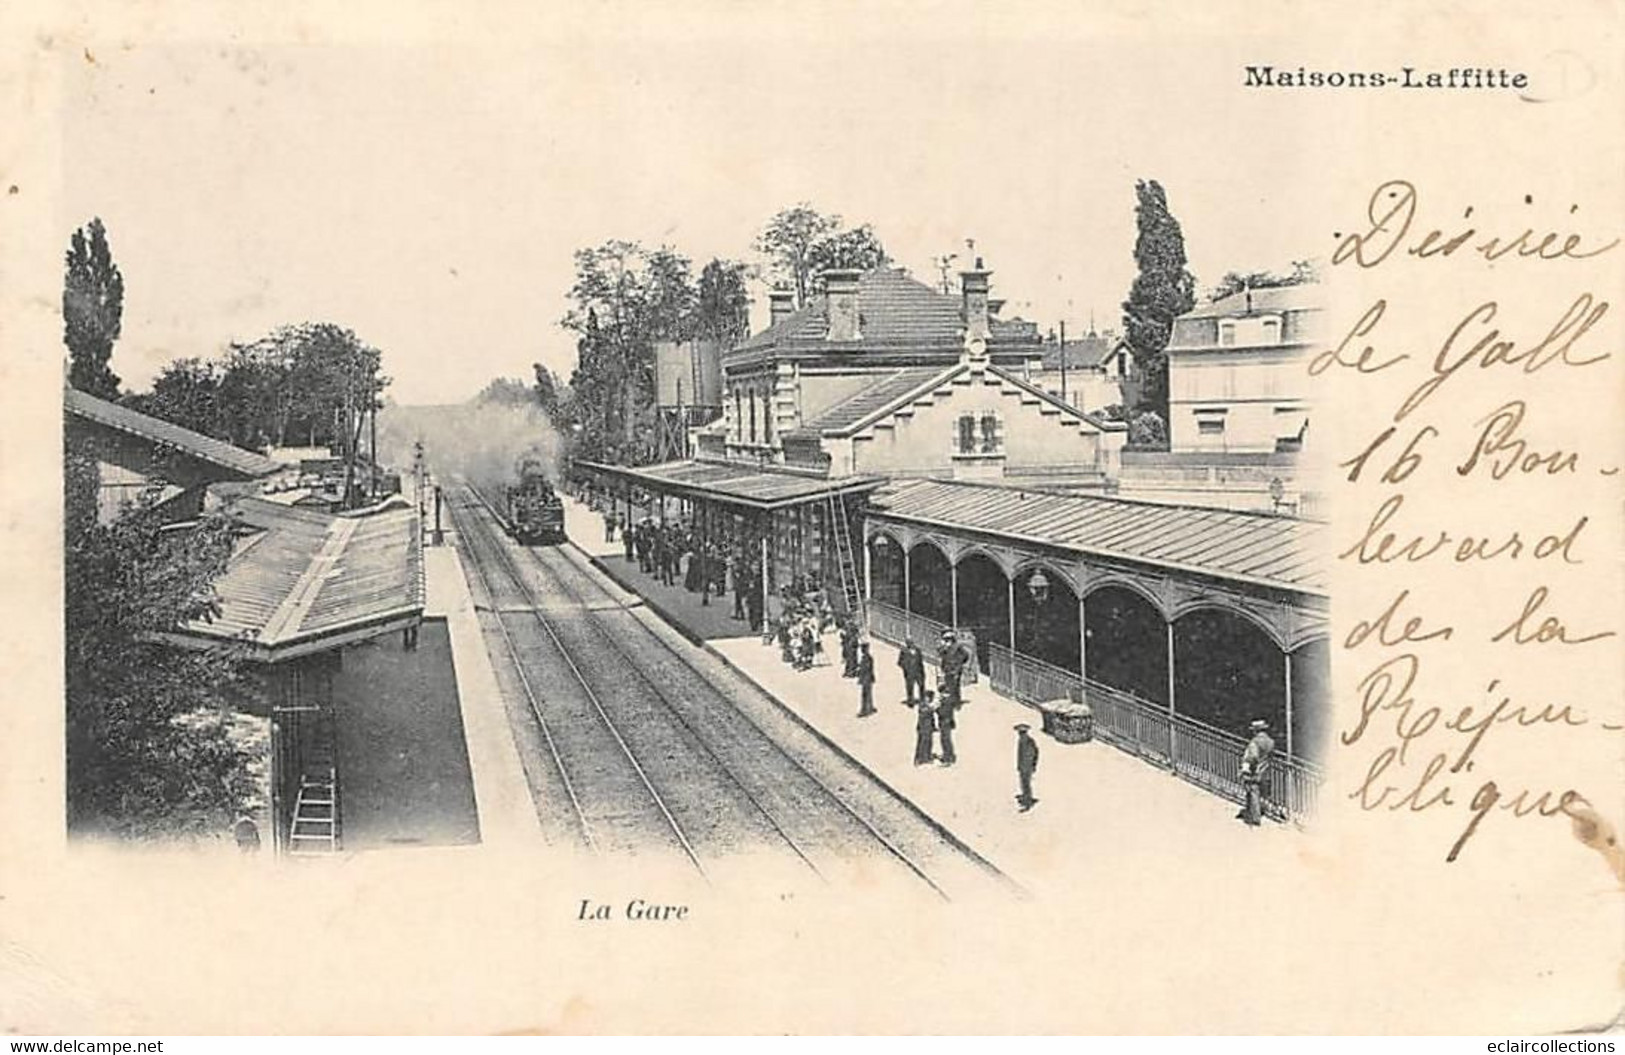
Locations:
1084;584;1168;706
1289;637;1331;764
954;552;1008;672
1172;607;1285;739
906;542;952;625
1013;565;1079;673
867;533;904;608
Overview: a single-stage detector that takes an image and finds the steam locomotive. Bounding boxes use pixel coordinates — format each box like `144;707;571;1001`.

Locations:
506;458;566;544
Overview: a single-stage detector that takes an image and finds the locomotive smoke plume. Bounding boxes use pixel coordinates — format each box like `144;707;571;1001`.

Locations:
376;398;564;494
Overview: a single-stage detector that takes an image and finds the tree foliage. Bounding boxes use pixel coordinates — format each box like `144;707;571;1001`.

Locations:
755;204;888;307
64;440;256;839
1120;180;1196;417
694;258;753;348
127;358;226;439
1128;409;1168;449
1208;259;1319;302
473;377;536;408
64;217;125;399
560;242;696;464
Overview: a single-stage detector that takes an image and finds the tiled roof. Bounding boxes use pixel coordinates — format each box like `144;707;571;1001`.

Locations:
868;478;1326;596
583;460;885;510
1040;333;1121;369
180;497;423;660
65;387;281;478
733;268;1041;354
1180;284;1322;320
801;367;951;434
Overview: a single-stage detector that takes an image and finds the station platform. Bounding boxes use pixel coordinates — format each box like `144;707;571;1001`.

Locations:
558;491;1305;899
420;524;545;852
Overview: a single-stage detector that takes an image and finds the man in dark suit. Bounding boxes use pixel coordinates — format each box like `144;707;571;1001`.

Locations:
1015;723;1040;810
897;640;926;704
856;643;876;717
936;687;960;766
938;631;967;708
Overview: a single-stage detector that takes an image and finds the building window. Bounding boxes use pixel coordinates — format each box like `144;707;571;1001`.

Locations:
1262;317;1281;344
748;386;758;443
1219;321;1236;347
734;389;743;442
956;412;1003;455
1197;418;1225;436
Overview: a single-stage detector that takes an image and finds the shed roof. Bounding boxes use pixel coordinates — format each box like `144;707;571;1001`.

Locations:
65;387;281;478
175;497;423;661
583;459;884;510
868;478;1326;596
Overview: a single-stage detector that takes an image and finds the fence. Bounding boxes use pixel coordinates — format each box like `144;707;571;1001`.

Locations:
869;599;1322;824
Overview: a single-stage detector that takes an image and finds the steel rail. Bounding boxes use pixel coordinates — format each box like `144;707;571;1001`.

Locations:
453;486;709;881
444;490;597;852
488;487;959;898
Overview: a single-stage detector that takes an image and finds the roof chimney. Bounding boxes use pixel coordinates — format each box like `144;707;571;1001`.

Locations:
960;258;992;341
769;287;796;327
822;269;863;342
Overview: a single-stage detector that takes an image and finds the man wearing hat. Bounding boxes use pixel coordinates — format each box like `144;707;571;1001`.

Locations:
1237;718;1276;827
1014;723;1040;811
855;642;877;717
896;639;926;705
938;630;967;708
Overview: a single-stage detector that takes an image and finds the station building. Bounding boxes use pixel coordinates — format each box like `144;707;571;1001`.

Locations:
587;263;1129;613
66;387;426;854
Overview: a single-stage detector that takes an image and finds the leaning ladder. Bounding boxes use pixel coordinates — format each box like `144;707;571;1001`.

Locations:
288;764;340;856
826;494;864;626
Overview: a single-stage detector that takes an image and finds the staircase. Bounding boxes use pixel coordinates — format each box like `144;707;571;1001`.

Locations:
825;494;864;626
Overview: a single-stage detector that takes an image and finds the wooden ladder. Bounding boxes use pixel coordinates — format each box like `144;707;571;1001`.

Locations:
288;765;340;856
826;494;864;626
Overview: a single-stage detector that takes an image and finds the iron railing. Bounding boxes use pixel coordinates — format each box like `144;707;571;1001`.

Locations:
868;599;1323;824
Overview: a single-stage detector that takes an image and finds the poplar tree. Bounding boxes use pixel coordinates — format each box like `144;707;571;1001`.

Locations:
63;218;125;399
1121;180;1196;423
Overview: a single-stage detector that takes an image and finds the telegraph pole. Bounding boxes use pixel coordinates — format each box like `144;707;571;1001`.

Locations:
1059;319;1068;404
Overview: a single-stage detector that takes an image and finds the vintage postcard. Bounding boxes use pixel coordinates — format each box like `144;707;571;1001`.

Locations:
0;0;1620;1036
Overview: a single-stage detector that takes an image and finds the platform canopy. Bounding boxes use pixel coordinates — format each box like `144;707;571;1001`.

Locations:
868;477;1327;598
581;459;885;512
165;496;425;663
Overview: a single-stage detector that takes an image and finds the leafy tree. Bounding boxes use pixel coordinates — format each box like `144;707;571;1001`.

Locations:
130;358;227;439
805;224;888;283
1207;259;1319;302
755;204;889;307
561;241;695;464
64;439;256;839
64;218;125;399
1120;180;1196;417
694;258;753;348
473;377;536;408
1128;409;1168;449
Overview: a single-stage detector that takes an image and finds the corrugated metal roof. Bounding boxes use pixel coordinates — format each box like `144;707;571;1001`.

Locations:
584;460;884;510
65;387;282;478
183;497;422;656
733;268;1040;354
869;478;1326;596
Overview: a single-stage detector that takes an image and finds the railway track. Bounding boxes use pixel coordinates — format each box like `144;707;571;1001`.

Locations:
448;483;1016;899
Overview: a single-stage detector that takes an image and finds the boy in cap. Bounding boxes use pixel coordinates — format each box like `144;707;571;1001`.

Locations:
1015;723;1040;811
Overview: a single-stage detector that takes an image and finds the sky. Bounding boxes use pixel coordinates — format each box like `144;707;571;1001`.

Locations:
58;7;1330;405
